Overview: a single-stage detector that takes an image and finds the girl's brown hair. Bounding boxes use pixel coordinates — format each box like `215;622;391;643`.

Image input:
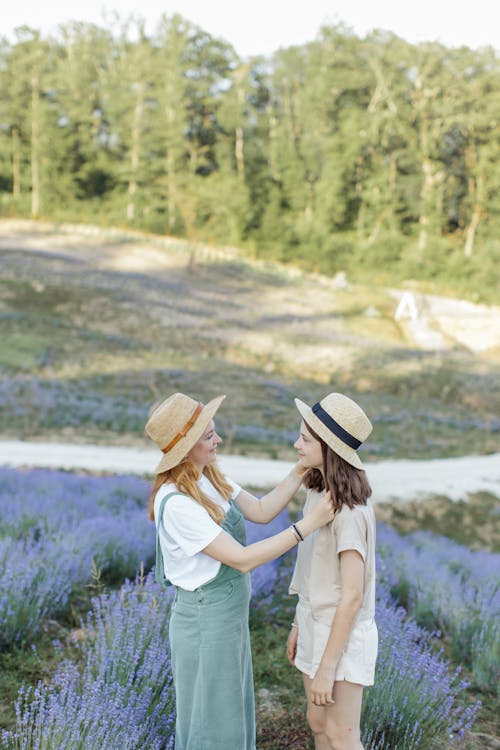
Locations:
302;422;371;512
148;459;233;523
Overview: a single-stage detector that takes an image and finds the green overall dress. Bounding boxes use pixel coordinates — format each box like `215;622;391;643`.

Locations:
156;493;256;750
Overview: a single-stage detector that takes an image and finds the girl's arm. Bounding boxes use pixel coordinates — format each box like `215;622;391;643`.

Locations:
233;463;305;523
286;615;299;666
310;550;365;706
203;492;333;573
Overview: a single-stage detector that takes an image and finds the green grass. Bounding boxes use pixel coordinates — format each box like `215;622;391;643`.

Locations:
0;333;49;369
252;623;312;750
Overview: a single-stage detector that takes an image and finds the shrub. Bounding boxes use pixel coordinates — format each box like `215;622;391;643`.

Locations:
1;574;176;750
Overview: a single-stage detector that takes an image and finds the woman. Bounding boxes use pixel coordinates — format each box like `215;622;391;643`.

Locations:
286;392;377;750
145;392;333;750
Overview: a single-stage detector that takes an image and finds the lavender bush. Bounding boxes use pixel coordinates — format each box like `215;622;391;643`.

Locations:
0;468;150;536
0;468;155;647
3;577;478;750
0;468;489;748
0;377;148;435
361;588;479;750
1;574;175;750
0;532;89;648
0;468;289;646
377;523;500;693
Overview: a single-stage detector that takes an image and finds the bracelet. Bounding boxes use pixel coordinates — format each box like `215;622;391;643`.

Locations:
292;522;304;542
290;525;301;543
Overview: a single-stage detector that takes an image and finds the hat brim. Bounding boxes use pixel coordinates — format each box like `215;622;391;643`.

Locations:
294;398;365;470
154;395;226;473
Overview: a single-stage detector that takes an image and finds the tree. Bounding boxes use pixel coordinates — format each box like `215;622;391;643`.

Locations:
3;28;53;215
98;18;157;223
52;22;115;207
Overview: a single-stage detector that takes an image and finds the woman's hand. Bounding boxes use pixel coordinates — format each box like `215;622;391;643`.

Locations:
286;624;298;666
294;491;333;539
293;457;309;476
310;663;336;706
288;459;309;487
308;491;334;530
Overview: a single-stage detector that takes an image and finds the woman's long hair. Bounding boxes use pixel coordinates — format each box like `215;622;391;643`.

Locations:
148;459;233;524
302;422;371;512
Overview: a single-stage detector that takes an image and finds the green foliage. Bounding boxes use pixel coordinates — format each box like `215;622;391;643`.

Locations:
0;20;498;300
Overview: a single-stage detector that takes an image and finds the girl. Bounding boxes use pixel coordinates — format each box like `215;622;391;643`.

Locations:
145;391;334;750
286;392;377;750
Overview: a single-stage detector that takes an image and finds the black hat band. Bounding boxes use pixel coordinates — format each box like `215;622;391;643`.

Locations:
311;402;362;450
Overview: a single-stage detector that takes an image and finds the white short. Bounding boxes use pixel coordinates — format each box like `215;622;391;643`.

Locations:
294;598;378;686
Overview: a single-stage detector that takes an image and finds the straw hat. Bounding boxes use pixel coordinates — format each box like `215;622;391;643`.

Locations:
294;393;372;470
145;392;226;473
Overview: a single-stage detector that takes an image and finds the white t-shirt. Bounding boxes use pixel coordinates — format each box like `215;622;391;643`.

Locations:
154;473;242;591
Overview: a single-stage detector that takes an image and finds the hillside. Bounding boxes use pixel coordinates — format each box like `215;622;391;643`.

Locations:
0;219;499;461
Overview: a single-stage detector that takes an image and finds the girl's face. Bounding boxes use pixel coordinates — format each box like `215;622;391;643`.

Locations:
187;420;222;468
294;419;323;469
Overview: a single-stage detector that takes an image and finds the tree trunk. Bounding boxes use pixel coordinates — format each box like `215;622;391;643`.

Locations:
235;125;245;180
368;208;387;244
355;156;365;237
127;83;144;222
167;147;176;233
464;144;484;257
31;75;40;217
267;105;280;182
304;178;315;222
12;127;21;196
464;169;484;258
165;102;177;234
235;82;245;180
464;203;481;257
418;157;432;253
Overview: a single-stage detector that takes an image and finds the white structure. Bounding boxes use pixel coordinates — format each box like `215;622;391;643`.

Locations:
395;291;419;321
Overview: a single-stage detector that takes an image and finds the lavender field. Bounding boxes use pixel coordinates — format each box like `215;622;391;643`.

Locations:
0;467;497;749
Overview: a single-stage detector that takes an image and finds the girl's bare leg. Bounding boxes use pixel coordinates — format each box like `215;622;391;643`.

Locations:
324;680;364;750
302;674;331;750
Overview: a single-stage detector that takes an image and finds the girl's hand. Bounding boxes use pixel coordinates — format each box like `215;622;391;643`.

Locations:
310;663;336;706
286;624;298;666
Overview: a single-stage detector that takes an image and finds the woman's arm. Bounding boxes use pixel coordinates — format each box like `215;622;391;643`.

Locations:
310;550;365;706
203;492;333;573
234;463;305;523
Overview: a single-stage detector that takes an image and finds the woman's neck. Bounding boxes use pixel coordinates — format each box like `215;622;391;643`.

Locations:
193;463;205;477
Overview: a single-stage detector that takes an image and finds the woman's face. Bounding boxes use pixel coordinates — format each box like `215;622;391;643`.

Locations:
294;419;323;469
187;420;222;468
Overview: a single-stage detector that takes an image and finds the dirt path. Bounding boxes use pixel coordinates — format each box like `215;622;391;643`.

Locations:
1;440;499;503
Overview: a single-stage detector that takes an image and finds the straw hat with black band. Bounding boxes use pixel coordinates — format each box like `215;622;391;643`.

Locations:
294;392;372;470
145;392;226;474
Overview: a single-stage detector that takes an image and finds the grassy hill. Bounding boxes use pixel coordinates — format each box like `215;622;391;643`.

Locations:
0;218;499;461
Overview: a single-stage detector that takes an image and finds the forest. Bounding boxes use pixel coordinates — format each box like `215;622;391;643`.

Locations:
0;15;499;299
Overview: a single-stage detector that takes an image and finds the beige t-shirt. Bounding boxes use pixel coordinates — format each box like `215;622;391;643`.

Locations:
289;489;376;624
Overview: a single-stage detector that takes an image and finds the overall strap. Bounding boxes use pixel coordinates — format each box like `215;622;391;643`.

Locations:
154;491;181;588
